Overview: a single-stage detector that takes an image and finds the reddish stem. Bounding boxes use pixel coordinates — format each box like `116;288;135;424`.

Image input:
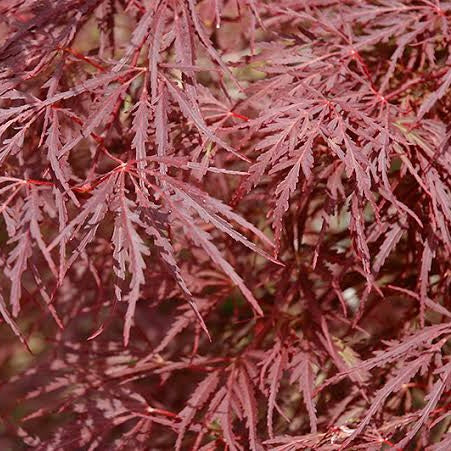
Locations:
59;47;106;73
228;111;250;121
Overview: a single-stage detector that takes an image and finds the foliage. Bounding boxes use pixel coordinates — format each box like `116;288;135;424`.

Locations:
0;0;450;449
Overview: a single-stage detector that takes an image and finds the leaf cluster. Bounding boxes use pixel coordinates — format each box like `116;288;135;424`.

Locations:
0;0;450;450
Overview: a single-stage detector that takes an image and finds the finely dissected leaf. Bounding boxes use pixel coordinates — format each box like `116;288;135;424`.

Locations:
42;70;134;107
165;79;249;161
177;207;263;316
171;184;276;264
28;189;58;278
186;0;240;89
5;229;32;317
131;86;151;179
140;206;191;299
151;305;202;356
373;222;404;273
112;172;150;345
235;369;258;451
47;174;117;279
418;68;451;120
155;82;168;177
144;212;209;339
342;353;433;447
0;292;31;351
350;194;371;279
45;110;79;206
133;180;210;339
266;346;287;438
320;324;451;390
273;160;301;255
59;82;131;157
397;362;451;448
114;10;154;72
176;371;220;451
342;131;371;198
0;126;27;164
289;353;318;433
236;109;318;205
5;188;58;314
149;2;167;102
218;390;241;451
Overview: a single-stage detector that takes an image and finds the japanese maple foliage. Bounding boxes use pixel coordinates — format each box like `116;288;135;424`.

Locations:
0;0;450;449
